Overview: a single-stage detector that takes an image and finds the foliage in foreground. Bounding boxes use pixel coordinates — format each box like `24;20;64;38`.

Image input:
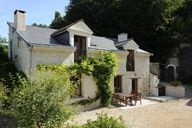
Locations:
0;37;26;90
11;70;76;128
0;83;8;110
68;113;127;128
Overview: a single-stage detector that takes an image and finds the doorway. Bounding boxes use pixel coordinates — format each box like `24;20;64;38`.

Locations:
132;78;138;93
114;75;122;93
167;66;175;82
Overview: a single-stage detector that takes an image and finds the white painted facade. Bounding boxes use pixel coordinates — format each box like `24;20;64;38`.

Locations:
8;10;152;99
166;85;185;97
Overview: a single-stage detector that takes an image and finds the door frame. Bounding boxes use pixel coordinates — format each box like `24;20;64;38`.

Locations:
131;78;138;93
114;75;123;93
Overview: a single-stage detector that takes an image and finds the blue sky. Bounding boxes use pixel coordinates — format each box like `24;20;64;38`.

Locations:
0;0;69;39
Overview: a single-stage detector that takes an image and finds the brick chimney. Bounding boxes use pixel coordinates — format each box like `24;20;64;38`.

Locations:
118;33;128;42
14;10;26;31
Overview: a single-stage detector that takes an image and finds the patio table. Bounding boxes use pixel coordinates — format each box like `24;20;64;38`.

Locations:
113;93;135;106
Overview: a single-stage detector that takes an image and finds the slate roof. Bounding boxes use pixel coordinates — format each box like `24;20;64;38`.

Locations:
90;35;119;51
7;22;151;54
8;22;59;45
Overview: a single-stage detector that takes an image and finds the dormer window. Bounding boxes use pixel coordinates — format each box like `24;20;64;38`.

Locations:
126;50;135;71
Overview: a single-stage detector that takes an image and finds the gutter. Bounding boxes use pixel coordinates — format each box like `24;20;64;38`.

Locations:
30;43;76;50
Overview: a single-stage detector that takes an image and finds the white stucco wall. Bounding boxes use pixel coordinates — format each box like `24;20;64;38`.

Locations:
8;26;30;74
115;51;150;95
150;74;160;96
81;74;97;98
85;50;151;97
31;47;74;71
135;53;150;95
166;86;185;97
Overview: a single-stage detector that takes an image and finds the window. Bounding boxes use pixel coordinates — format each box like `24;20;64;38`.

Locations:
74;35;87;63
17;37;21;48
126;50;135;71
114;75;122;93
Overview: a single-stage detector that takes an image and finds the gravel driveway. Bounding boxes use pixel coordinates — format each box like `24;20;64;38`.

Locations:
70;89;192;128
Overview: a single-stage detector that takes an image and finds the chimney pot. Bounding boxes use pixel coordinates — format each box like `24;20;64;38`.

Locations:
118;33;128;42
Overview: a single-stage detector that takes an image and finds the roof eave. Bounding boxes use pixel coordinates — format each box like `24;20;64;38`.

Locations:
30;43;76;50
88;48;128;54
136;51;153;56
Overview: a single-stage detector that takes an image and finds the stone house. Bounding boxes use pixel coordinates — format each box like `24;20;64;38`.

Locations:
8;10;152;98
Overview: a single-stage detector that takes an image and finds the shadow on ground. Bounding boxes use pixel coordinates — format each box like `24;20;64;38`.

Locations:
186;99;192;106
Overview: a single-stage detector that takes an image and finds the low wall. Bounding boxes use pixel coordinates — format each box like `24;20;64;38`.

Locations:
150;74;160;96
165;86;185;97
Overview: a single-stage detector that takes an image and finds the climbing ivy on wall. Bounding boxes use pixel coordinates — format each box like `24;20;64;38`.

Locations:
37;51;118;107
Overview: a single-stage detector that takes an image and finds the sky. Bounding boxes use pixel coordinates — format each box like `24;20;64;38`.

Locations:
0;0;70;39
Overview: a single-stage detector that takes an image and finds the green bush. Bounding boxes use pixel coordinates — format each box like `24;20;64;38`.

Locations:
170;80;181;87
0;37;26;90
11;70;76;128
0;83;8;109
67;113;127;128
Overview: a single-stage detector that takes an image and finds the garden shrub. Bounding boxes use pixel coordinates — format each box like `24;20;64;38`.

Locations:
67;113;127;128
0;83;8;110
170;80;181;87
0;38;26;90
11;70;76;128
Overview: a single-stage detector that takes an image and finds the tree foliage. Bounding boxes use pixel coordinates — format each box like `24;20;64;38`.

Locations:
49;11;65;29
32;23;48;28
173;0;192;44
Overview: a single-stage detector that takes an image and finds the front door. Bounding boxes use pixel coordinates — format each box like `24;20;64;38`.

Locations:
114;75;122;93
132;78;138;93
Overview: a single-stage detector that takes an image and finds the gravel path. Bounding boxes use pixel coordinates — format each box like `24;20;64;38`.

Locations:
70;89;192;128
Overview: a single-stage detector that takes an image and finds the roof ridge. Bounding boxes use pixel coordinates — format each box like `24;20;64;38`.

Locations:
28;25;56;31
7;22;57;31
51;19;84;36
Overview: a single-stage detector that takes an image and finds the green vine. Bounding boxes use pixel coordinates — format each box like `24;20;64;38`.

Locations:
37;51;118;107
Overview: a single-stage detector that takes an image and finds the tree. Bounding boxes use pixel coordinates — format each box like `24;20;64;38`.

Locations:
0;37;8;61
32;23;48;28
50;0;184;62
49;11;65;29
173;0;192;44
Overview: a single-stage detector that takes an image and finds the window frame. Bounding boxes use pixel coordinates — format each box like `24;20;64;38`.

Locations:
126;50;135;71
